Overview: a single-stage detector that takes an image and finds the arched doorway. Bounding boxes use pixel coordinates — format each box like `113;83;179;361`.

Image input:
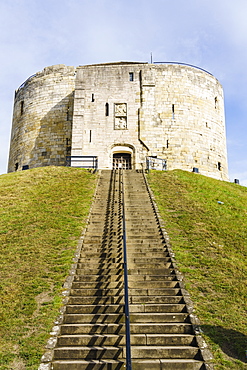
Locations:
112;145;134;170
113;153;132;169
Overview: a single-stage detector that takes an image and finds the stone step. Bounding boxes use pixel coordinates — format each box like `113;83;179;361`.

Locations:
53;346;123;360
71;282;124;289
130;312;189;323
127;345;200;359
57;334;196;347
73;275;123;282
66;305;124;314
128;281;180;289
63;313;125;324
128;261;172;269
76;268;123;275
128;288;181;296
130;323;193;334
128;274;177;282
128;268;175;275
52;358;206;370
130;295;184;304
132;359;207;370
70;288;124;297
76;262;123;270
68;296;124;305
129;303;186;313
60;323;125;335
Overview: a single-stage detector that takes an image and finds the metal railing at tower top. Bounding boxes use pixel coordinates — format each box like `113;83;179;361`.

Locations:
152;61;213;76
66;156;98;169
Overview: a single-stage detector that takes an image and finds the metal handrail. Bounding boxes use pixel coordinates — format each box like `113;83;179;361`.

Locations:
119;169;132;370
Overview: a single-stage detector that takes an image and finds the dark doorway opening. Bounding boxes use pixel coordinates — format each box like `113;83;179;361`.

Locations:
113;153;132;170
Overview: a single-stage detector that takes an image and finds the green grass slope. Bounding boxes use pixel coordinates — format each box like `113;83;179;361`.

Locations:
0;167;96;370
148;170;247;369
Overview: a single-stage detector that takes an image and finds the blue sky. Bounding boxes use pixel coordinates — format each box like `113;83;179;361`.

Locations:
1;0;247;185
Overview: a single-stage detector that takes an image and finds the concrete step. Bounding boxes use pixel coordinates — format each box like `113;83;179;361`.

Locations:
128;274;177;282
71;281;124;289
128;261;172;269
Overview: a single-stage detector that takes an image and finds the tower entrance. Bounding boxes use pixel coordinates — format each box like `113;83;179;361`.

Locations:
113;153;132;170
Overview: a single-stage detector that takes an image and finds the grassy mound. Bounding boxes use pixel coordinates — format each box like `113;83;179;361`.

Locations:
0;167;246;369
0;167;96;369
148;170;247;369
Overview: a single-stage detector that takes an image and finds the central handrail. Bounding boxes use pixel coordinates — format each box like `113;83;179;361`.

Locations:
119;169;132;370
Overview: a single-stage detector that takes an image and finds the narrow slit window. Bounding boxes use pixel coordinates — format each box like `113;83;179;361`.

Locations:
89;130;92;143
105;103;109;116
166;140;169;148
15;162;18;171
20;101;24;115
218;162;221;171
129;72;134;81
215;97;218;109
172;104;175;119
92;94;95;102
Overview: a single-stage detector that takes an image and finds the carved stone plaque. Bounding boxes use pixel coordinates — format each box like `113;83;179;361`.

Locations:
114;103;127;129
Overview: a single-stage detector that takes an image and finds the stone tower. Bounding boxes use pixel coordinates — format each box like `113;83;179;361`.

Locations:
8;62;229;181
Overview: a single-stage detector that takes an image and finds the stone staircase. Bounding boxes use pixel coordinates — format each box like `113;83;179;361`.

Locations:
124;170;211;369
42;170;212;369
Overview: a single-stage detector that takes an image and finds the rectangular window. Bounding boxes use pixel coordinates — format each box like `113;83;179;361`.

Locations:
92;94;95;102
129;72;134;81
89;130;92;143
172;104;175;119
218;162;221;171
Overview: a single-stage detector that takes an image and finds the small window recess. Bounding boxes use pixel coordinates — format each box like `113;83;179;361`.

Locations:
166;140;169;148
218;162;221;171
22;165;29;170
66;107;70;121
172;104;175;119
20;101;24;115
92;94;95;102
15;162;19;171
105;103;109;116
129;72;134;81
215;97;218;109
89;130;92;143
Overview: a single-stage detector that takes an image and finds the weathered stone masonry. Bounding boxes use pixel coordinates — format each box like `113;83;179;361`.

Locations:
8;62;229;181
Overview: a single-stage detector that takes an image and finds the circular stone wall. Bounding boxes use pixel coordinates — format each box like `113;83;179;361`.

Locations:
8;64;75;172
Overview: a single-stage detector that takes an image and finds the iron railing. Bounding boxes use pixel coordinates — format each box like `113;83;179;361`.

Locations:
119;169;132;370
146;156;167;171
66;156;98;169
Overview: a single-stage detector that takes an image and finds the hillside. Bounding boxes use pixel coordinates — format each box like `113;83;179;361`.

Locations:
0;167;246;369
0;167;97;370
148;170;247;369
